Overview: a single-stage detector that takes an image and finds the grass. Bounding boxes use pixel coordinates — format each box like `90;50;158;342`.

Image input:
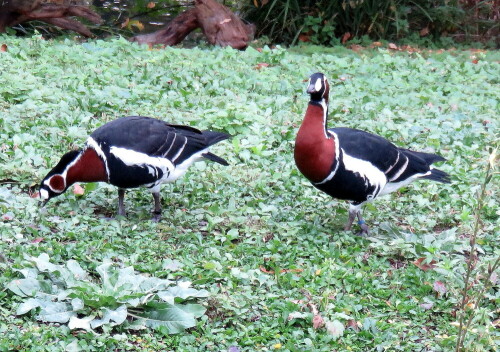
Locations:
0;36;498;351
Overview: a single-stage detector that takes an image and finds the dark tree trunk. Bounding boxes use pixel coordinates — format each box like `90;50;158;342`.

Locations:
130;8;199;46
195;0;254;50
130;0;254;50
0;0;102;37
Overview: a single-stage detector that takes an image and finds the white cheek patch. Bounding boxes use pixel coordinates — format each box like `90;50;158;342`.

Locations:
314;78;322;92
40;188;49;200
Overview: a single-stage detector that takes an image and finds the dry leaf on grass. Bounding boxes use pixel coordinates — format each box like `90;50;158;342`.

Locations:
413;257;437;271
73;184;85;196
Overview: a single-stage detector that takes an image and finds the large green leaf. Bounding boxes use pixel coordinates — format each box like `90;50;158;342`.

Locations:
157;286;209;304
7;254;208;333
90;305;128;329
7;278;46;298
36;301;76;323
129;302;200;333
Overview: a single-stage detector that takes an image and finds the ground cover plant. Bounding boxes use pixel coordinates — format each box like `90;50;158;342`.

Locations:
0;36;498;351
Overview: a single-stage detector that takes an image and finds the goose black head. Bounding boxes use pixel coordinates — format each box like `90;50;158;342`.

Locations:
39;150;81;206
307;72;330;103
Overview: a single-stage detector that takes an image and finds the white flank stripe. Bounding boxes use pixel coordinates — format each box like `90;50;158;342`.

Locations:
389;155;409;182
110;146;175;176
379;171;430;196
172;137;187;162
166;149;207;183
342;149;387;199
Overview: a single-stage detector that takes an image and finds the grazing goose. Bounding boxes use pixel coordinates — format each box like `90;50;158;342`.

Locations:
40;116;230;221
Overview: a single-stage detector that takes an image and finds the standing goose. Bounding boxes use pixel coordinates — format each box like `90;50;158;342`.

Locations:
40;116;230;221
294;72;450;235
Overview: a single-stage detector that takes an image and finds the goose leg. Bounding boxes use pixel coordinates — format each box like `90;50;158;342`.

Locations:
344;205;357;231
152;192;162;222
117;189;126;217
356;212;370;237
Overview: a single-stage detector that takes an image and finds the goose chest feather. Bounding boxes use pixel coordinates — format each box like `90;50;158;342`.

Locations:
294;100;337;183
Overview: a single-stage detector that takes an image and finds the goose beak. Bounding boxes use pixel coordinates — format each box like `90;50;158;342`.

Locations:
306;84;317;94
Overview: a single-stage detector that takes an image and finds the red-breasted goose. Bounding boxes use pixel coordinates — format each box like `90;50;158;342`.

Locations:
40;116;230;221
294;72;450;235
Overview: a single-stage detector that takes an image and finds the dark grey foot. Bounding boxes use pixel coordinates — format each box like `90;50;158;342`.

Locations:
151;192;162;222
356;222;370;237
151;211;162;222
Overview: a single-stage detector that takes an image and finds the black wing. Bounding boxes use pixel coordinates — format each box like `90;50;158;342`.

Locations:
91;116;229;165
330;127;441;182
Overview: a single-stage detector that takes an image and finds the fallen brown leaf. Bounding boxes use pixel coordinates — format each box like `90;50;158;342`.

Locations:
346;319;360;331
413;257;437;271
388;43;398;50
255;63;270;70
1;44;7;52
121;18;130;29
73;184;85;196
420;27;429;37
298;34;311;43
259;266;303;274
349;44;364;52
312;314;324;329
433;281;447;295
341;32;351;44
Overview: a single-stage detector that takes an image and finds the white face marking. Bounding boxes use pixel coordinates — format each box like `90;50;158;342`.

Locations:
314;77;322;92
40;188;49;200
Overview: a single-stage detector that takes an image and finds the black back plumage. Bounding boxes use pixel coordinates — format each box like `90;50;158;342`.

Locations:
89;116;229;189
91;116;229;166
